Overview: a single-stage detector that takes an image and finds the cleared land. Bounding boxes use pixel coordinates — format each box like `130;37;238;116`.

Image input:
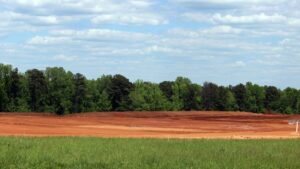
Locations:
0;111;299;139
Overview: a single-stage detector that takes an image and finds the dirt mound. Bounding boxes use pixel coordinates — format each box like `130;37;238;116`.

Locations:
0;111;299;139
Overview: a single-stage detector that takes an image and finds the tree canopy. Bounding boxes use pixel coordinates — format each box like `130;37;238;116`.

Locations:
0;63;299;115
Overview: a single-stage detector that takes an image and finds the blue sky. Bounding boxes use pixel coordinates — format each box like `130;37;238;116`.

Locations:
1;0;300;88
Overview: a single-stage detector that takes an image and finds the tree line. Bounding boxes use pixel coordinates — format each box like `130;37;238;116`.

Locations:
0;63;300;115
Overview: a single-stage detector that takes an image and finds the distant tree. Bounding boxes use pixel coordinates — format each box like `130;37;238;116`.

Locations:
232;84;249;111
171;77;200;110
84;80;98;112
186;83;202;110
159;81;174;101
278;88;299;114
108;74;132;111
6;68;30;112
0;64;12;111
129;80;169;111
217;86;230;111
8;68;20;100
225;90;238;111
0;82;8;111
72;73;87;113
97;91;112;111
246;82;265;113
45;67;74;115
26;69;48;112
2;63;300;115
264;86;281;111
296;98;300;114
95;75;113;111
201;82;219;110
96;75;113;93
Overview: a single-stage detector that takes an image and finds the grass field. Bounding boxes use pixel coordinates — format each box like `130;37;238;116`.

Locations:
0;137;299;169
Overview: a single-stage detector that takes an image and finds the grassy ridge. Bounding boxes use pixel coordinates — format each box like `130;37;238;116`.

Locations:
0;137;299;169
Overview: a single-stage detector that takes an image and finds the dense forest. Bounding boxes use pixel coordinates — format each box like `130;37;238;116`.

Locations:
0;63;299;115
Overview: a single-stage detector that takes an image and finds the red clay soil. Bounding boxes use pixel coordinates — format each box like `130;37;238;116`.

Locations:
0;111;299;139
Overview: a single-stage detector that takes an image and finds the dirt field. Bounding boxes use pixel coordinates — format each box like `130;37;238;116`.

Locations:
0;111;299;139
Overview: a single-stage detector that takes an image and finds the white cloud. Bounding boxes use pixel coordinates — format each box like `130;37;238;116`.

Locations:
2;0;54;7
0;0;167;31
145;45;180;54
53;54;78;62
91;13;168;25
50;29;156;42
182;13;211;22
26;28;159;51
27;36;70;45
230;61;246;67
38;16;60;24
1;0;300;87
168;25;242;38
203;25;242;34
128;0;153;7
183;12;300;27
175;0;287;9
279;38;291;45
0;11;69;26
212;13;286;24
254;59;281;66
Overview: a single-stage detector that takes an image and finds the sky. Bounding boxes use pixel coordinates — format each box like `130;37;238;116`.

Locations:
0;0;300;88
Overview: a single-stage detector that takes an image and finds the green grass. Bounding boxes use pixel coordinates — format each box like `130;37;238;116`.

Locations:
0;137;299;169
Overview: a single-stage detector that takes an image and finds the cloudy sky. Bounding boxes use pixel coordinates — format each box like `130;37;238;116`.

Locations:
1;0;300;88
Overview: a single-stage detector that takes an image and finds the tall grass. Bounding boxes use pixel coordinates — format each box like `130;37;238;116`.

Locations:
0;137;299;169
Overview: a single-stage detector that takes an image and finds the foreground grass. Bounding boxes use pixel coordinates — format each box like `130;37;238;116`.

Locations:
0;137;299;169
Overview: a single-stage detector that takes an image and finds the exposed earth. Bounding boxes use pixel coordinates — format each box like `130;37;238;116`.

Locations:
0;111;299;139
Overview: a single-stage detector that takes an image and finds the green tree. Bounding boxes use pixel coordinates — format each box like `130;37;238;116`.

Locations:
216;86;227;111
45;67;74;115
214;86;238;111
84;80;98;112
232;84;249;111
129;80;169;111
6;68;30;112
8;68;20;101
225;90;238;111
97;90;112;111
159;81;174;101
187;83;202;110
246;82;265;113
95;75;113;111
264;86;281;112
2;63;300;115
15;74;30;112
72;73;87;113
171;77;200;110
0;82;8;111
296;98;300;114
0;64;12;111
201;82;219;110
26;69;47;112
279;88;299;114
108;74;132;111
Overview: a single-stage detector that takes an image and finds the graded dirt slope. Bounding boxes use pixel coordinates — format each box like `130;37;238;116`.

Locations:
0;111;299;139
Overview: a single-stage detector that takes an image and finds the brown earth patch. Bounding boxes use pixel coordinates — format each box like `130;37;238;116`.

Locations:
0;111;299;139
